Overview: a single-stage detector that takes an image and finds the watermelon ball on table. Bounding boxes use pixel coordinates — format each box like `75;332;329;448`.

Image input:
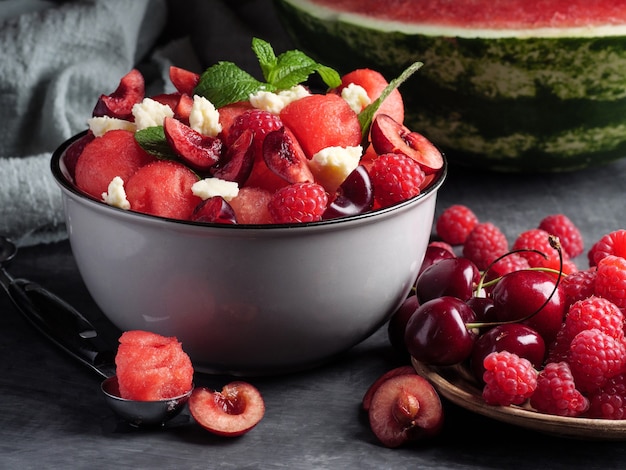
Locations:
275;0;626;172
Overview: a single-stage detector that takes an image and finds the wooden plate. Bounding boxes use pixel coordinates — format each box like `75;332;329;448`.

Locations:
411;357;626;440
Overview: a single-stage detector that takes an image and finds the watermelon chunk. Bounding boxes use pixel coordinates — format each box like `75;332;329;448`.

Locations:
279;94;362;158
74;129;155;200
125;160;201;220
115;330;194;401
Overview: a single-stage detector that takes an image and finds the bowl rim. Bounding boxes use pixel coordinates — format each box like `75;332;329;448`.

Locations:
51;131;447;231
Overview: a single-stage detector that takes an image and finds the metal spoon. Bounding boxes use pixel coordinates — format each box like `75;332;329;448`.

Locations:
0;235;191;427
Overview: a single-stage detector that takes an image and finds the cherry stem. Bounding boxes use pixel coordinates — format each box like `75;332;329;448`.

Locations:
466;235;564;330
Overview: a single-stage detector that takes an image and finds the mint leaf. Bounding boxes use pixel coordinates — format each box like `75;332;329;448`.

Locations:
358;61;423;144
252;37;278;81
194;61;269;108
135;126;177;159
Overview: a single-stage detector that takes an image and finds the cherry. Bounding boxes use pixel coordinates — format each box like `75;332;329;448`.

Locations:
418;244;456;277
465;296;497;323
188;382;265;437
470;323;546;383
490;269;566;346
92;68;145;120
191;196;237;224
369;113;444;174
322;165;374;220
404;296;478;366
415;257;480;303
163;116;223;171
169;65;200;96
211;128;255;185
362;365;416;411
368;374;443;447
387;294;420;354
263;127;314;184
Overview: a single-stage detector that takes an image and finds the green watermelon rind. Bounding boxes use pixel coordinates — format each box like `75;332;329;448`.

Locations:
274;0;626;171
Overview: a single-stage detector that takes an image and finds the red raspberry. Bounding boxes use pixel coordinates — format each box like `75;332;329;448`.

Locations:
545;328;571;365
529;362;589;417
587;373;626;419
462;222;508;271
482;351;538;406
561;267;597;308
512;228;570;270
563;296;624;343
594;255;626;311
435;204;479;245
226;109;283;158
268;182;328;223
588;229;626;267
568;328;626;393
369;153;426;208
538;214;584;258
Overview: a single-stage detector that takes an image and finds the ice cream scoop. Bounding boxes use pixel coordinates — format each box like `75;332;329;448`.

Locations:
0;235;191;427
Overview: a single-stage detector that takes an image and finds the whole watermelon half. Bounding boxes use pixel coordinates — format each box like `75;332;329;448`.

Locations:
274;0;626;172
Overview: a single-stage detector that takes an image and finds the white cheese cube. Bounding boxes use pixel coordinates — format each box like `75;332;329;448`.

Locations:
309;145;362;193
132;97;174;130
192;177;239;201
101;176;130;210
189;95;222;137
87;116;136;137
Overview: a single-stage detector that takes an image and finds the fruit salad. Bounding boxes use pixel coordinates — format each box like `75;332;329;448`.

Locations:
65;38;443;225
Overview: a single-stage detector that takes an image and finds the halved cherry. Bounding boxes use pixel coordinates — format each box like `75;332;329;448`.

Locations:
263;127;314;184
189;382;265;437
163;116;222;171
362;365;417;411
370;114;443;175
322;165;373;220
368;374;444;448
211;128;255;185
191;196;237;224
169;65;200;96
92;69;145;120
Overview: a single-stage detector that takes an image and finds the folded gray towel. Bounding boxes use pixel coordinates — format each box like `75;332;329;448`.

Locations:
0;0;167;246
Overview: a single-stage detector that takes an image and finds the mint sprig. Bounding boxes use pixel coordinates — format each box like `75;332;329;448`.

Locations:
194;38;341;108
357;61;423;145
135;126;177;160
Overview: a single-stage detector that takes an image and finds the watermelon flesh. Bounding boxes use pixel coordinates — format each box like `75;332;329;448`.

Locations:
306;0;626;29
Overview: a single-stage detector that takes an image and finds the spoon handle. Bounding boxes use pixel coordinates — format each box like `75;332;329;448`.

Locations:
1;271;116;379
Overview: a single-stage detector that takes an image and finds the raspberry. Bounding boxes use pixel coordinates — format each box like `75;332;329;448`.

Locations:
529;362;589;417
369;153;426;208
588;229;626;267
462;222;508;271
587;373;626;419
512;228;570;270
561;267;597;308
568;328;626;393
545;328;571;365
562;296;624;342
435;204;479;245
226;109;283;158
268;182;328;223
482;351;537;406
537;214;584;258
594;255;626;311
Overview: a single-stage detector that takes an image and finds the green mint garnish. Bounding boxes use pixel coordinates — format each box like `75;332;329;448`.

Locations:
135;126;177;160
194;38;341;108
358;61;423;146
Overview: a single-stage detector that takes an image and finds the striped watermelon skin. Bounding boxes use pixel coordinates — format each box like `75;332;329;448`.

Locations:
274;0;626;171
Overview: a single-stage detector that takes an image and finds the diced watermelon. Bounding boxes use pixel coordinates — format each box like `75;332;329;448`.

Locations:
229;187;273;224
115;330;194;401
74;129;155;200
125;160;202;220
280;94;362;158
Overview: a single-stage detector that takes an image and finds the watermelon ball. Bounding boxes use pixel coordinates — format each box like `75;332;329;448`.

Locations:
74;129;155;200
115;330;194;401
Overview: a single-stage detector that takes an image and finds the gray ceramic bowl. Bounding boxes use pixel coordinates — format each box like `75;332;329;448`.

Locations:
51;132;446;376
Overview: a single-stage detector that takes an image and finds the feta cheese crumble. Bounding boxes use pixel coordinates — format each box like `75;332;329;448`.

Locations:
249;85;310;114
87;116;136;137
309;145;363;192
189;95;222;137
101;176;130;210
341;83;371;114
192;177;239;201
132;97;174;130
